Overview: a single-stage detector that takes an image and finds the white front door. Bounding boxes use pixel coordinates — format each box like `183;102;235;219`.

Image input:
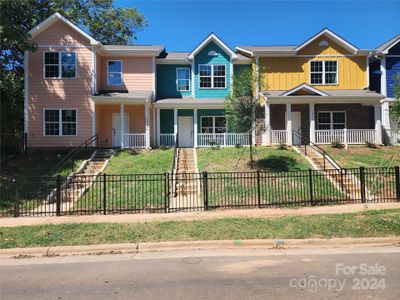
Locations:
112;113;129;147
292;112;302;145
178;117;193;147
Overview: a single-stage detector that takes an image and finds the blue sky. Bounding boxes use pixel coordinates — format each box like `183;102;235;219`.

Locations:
115;0;400;51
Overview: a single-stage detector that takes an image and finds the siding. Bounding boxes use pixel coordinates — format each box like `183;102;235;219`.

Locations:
194;41;231;98
156;64;192;99
369;59;381;93
160;109;174;134
386;57;400;98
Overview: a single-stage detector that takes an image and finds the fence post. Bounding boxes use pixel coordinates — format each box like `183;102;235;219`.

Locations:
164;172;169;213
360;167;366;203
309;169;314;205
395;166;400;200
203;171;208;210
257;171;261;208
56;175;61;216
103;173;107;215
14;178;20;217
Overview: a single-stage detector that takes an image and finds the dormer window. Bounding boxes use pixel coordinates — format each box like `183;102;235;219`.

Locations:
199;64;226;89
310;60;338;85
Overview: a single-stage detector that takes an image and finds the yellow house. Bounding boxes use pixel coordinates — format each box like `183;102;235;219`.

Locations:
237;29;385;146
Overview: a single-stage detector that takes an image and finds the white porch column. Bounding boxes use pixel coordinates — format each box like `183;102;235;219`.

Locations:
145;101;150;149
264;102;271;145
374;103;383;144
309;103;315;143
286;103;292;145
156;108;161;147
120;103;125;149
193;109;198;148
173;109;178;145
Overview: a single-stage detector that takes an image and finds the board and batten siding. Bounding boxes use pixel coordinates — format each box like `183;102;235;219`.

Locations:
259;36;367;91
194;41;231;98
28;19;94;147
156;64;192;99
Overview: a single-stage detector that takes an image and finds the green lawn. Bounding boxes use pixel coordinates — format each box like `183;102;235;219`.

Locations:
322;145;400;168
1;209;399;249
197;146;311;172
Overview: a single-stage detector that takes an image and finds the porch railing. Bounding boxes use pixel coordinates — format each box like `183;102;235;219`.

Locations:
160;133;176;147
315;129;376;145
123;133;146;148
197;133;250;147
265;130;288;145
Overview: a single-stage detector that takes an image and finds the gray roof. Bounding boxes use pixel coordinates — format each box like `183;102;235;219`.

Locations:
262;89;384;98
237;45;296;52
157;51;190;60
235;52;252;62
95;90;153;99
376;34;400;52
102;45;165;52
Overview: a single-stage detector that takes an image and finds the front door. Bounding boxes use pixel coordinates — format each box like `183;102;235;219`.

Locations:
112;113;129;147
292;112;302;145
178;117;193;147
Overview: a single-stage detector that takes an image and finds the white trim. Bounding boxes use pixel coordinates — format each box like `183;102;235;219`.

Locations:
176;67;191;92
191;60;195;97
107;60;123;86
309;60;339;86
92;48;96;95
380;38;400;54
173;109;178;144
198;64;227;89
317;111;347;130
29;12;100;46
156;108;161;147
37;45;92;49
24;51;29;134
309;103;315;143
374;103;382;144
120;104;125;149
187;33;238;60
43;108;78;137
235;47;254;56
255;55;260;96
281;83;329;97
294;28;358;54
92;104;96;137
286;104;292;145
145;102;151;149
43;51;77;79
229;60;233;91
380;56;387;97
152;57;156;99
193;109;198;147
366;54;370;89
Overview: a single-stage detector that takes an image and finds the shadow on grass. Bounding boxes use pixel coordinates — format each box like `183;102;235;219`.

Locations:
254;155;301;172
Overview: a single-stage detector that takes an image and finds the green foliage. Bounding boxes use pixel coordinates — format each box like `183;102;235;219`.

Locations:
365;141;377;148
331;140;344;149
0;0;147;133
277;143;288;150
390;74;400;120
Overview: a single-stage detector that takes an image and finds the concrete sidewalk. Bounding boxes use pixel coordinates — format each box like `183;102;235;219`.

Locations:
1;202;399;227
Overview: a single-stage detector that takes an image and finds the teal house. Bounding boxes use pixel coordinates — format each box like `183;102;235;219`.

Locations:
155;33;252;147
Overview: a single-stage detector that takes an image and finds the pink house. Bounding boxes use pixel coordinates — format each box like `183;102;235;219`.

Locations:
26;13;163;148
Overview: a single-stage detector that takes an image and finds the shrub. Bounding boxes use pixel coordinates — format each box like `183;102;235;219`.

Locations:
208;141;221;150
159;145;170;151
235;144;243;148
277;143;288;150
331;140;344;149
365;141;377;148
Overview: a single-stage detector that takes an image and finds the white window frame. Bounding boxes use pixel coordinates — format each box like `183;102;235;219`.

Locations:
107;60;123;86
43;108;78;136
176;67;191;92
200;116;227;134
310;60;338;85
317;111;346;130
43;51;77;79
198;64;226;89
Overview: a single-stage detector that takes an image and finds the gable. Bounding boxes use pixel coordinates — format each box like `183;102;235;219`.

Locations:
32;19;91;46
297;35;353;56
388;41;400;55
194;41;230;64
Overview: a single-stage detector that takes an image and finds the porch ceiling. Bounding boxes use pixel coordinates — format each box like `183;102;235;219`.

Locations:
154;98;224;109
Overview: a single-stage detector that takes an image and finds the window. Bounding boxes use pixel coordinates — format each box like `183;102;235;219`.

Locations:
107;60;122;85
201;116;226;133
310;60;337;85
176;68;190;91
317;112;346;130
44;52;76;79
44;109;77;136
199;64;226;89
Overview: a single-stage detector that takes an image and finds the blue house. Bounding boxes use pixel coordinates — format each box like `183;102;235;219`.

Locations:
154;33;252;147
369;34;400;142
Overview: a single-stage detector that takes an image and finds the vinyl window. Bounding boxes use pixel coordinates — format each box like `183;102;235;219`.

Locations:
44;52;76;79
201;116;226;133
107;60;123;85
317;111;346;130
44;109;77;136
199;64;226;89
176;68;190;91
310;60;337;85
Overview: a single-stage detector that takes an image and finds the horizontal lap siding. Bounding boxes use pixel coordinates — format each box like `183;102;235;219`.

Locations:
386;57;400;98
28;21;94;147
157;65;192;99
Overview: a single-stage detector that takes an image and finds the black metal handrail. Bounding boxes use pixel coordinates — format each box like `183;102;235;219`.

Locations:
47;134;98;176
293;130;341;171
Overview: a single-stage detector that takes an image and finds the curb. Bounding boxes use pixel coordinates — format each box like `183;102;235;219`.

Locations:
1;237;399;258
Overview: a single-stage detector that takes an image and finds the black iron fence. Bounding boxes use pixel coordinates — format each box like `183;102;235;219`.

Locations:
0;167;399;217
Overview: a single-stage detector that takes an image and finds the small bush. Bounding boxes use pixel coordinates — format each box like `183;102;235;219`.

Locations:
207;141;221;150
331;140;344;149
365;141;377;148
235;144;243;148
159;145;170;151
277;143;288;150
128;149;140;155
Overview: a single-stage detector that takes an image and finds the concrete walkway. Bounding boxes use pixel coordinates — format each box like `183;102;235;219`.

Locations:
0;202;399;228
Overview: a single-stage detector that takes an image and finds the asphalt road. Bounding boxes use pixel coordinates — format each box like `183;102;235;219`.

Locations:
1;247;399;299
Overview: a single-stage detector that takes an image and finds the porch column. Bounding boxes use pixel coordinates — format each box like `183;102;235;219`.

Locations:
286;103;293;145
173;109;178;145
92;104;96;145
381;101;391;143
120;103;125;149
374;103;383;144
145;101;150;149
264;102;271;145
156;108;161;147
309;103;315;143
193;109;198;148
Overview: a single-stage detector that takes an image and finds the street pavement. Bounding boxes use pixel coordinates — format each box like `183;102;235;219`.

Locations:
1;247;399;299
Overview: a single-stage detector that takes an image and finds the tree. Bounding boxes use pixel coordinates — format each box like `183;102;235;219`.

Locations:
0;0;147;133
225;66;260;167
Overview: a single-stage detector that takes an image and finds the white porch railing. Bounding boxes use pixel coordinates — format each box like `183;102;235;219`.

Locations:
123;133;146;148
315;129;376;144
197;133;250;147
262;130;287;145
160;133;176;147
389;131;400;144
